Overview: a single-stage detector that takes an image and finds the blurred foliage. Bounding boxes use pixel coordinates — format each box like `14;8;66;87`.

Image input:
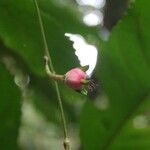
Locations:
0;0;149;150
110;99;150;150
0;63;21;149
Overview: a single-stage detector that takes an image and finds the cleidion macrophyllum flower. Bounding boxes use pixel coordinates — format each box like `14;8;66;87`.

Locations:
44;56;90;94
65;68;88;90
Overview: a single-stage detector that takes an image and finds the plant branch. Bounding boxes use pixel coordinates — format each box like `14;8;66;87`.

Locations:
33;0;54;72
33;0;70;149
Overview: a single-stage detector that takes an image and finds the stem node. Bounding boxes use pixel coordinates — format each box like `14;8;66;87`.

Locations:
63;138;70;150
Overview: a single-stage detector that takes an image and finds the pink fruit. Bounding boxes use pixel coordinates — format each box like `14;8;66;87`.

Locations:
65;68;87;90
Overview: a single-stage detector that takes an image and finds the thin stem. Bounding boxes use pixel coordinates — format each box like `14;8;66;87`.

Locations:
33;0;54;72
54;81;70;150
33;0;70;149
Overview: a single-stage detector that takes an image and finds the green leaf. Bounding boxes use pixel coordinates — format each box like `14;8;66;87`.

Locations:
110;98;150;150
0;63;21;149
0;0;99;76
80;0;150;149
0;0;79;76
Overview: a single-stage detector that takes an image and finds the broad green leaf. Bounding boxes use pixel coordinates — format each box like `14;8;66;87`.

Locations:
0;0;79;76
0;63;21;149
80;0;150;149
110;98;150;150
111;126;150;150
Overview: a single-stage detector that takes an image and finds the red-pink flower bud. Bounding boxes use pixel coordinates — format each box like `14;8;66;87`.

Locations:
65;68;87;90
